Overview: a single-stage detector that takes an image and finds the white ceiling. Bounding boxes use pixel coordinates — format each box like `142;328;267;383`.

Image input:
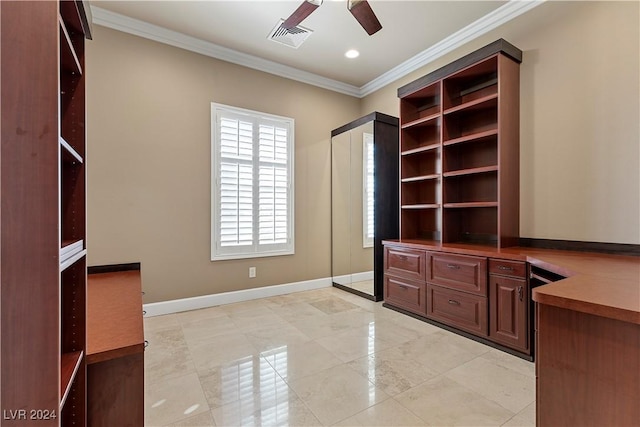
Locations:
90;0;542;97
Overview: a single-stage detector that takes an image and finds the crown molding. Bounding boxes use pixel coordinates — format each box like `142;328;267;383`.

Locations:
91;1;544;99
360;0;544;96
90;7;361;97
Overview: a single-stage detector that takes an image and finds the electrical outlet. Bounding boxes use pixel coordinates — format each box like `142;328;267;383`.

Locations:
249;267;256;278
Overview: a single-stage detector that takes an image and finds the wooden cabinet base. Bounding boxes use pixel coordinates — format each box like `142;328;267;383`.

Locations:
87;352;144;427
536;304;640;426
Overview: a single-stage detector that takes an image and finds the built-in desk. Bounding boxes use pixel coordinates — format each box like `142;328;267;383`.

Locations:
527;251;639;426
87;269;144;427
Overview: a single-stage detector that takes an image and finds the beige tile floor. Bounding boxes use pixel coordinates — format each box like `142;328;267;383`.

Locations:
144;287;535;427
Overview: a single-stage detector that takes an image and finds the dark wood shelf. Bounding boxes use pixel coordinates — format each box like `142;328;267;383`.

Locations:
401;112;440;129
443;129;498;146
401;143;440;156
401;173;440;183
444;202;498;208
401;204;440;209
59;16;82;75
443;93;498;115
443;165;498;178
60;350;83;408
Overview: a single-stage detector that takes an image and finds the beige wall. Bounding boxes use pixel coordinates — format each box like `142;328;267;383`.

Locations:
87;0;639;304
361;0;640;244
86;25;360;303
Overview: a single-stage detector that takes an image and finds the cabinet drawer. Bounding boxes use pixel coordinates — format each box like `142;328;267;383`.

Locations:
428;253;487;295
427;284;488;336
489;259;527;279
384;246;427;281
384;275;427;316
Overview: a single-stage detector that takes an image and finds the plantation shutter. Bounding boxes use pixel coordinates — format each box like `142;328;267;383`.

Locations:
212;104;294;260
219;117;254;247
258;123;289;245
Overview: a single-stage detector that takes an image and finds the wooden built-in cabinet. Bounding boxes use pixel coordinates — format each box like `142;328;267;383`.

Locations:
1;1;91;425
87;267;145;427
384;40;531;359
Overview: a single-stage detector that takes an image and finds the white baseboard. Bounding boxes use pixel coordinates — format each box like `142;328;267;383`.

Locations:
143;277;332;317
332;271;373;285
352;271;373;282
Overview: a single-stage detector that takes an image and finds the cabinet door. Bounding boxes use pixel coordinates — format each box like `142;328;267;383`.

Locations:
489;275;528;352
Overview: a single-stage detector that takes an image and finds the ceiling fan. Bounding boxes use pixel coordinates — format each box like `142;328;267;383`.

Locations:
282;0;382;36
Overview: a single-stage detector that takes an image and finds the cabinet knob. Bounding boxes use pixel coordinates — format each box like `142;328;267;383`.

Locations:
448;299;460;305
144;340;149;349
446;264;460;270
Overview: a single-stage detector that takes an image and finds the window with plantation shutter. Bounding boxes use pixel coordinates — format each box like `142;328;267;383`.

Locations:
363;133;374;248
211;103;294;260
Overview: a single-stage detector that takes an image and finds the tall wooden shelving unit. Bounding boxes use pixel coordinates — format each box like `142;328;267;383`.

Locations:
398;40;521;248
1;1;92;425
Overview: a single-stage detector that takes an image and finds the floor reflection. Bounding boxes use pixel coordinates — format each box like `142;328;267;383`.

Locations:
216;350;290;425
367;322;377;406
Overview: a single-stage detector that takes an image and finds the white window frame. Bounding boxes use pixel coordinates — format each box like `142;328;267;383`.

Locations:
363;132;374;248
211;103;295;261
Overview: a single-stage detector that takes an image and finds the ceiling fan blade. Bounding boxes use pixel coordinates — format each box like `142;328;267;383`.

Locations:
347;0;382;35
282;0;322;29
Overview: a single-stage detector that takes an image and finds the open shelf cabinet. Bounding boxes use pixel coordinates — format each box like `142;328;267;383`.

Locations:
397;39;521;248
1;1;91;425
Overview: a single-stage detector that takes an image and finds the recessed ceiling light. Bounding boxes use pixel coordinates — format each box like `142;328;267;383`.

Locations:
345;49;359;59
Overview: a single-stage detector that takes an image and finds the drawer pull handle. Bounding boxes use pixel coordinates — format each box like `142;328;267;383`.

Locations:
518;286;523;302
398;284;408;290
448;299;460;306
398;255;408;261
498;266;514;271
446;264;460;270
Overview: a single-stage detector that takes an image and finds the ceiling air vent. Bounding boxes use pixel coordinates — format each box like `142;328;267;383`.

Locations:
267;19;313;49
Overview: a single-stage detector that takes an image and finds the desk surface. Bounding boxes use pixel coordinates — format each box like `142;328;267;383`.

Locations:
383;240;640;324
87;270;145;364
